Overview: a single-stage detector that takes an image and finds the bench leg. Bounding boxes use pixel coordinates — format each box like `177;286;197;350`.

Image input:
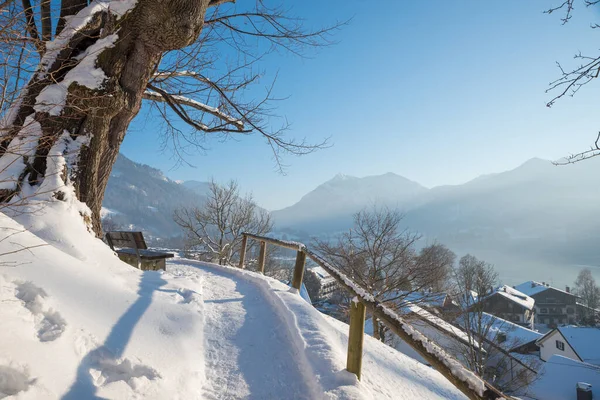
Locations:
139;258;166;271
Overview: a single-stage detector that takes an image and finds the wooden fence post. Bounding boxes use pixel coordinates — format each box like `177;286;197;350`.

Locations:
347;299;366;380
238;235;248;269
291;250;306;290
257;240;267;274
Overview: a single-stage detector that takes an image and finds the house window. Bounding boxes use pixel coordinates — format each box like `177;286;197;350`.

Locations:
556;340;565;351
540;308;548;314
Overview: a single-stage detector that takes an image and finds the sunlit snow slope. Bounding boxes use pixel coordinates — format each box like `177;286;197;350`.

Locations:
0;213;466;399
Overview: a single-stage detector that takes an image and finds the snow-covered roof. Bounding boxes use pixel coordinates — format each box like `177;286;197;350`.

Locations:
310;266;335;282
384;290;449;309
484;285;534;310
514;280;573;298
479;312;542;349
524;355;600;400
456;290;479;309
539;326;600;365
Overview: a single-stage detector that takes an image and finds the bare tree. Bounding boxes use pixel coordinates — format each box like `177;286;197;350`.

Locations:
315;207;422;297
542;1;600;163
314;206;436;340
414;243;456;293
0;1;339;236
451;254;498;377
100;215;121;233
574;268;600;324
174;179;272;266
447;255;539;393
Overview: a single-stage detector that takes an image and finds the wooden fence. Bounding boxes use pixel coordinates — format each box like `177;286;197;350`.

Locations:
239;233;511;400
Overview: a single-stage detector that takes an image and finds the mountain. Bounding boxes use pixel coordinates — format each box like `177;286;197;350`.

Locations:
102;154;207;240
272;157;600;286
272;172;427;232
182;180;211;196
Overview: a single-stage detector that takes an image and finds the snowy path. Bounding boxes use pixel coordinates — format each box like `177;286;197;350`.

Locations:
170;261;319;400
0;208;467;400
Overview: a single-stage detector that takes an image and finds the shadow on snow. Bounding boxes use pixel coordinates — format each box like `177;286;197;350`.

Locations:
61;271;167;400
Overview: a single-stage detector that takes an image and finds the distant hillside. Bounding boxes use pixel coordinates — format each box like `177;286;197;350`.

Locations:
272;158;600;286
182;180;211;196
102;154;207;240
272;172;426;232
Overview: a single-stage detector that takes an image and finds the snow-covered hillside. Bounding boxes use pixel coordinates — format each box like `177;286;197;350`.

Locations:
0;213;467;399
103;154;208;239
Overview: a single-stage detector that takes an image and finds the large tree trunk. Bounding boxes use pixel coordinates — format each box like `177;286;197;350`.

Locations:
0;0;212;236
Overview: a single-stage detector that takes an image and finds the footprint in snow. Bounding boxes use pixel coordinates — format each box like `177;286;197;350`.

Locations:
14;281;66;342
0;365;36;399
176;288;201;305
91;349;160;389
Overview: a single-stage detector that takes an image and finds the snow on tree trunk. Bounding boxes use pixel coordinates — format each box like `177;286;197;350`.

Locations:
0;0;212;236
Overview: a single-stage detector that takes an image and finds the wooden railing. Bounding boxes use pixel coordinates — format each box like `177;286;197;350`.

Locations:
239;233;511;400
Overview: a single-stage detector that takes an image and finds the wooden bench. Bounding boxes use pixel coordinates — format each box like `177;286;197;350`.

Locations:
105;231;174;271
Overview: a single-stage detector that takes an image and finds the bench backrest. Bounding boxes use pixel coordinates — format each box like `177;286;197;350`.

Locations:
105;231;148;251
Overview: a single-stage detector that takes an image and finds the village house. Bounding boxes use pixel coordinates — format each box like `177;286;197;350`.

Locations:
477;312;542;354
514;281;578;327
306;266;339;302
478;285;535;329
536;326;600;366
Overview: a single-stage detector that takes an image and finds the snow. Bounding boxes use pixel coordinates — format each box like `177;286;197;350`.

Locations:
484;285;535;310
380;305;486;396
523;355;600;400
0;212;469;399
384;290;449;309
407;304;480;348
554;326;600;365
108;0;138;17
0;116;42;191
100;207;120;217
32;0;139;116
476;312;541;349
35;34;118;116
311;265;337;285
305;249;376;302
514;280;571;298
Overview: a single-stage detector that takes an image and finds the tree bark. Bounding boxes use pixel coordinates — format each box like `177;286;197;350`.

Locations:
0;0;213;236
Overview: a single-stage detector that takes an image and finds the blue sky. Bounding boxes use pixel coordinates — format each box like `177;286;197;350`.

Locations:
120;1;600;210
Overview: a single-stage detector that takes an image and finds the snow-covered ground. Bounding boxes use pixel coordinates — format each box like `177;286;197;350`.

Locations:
0;212;467;399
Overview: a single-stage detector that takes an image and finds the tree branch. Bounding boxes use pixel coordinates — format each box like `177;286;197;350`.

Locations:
553;131;600;164
21;0;43;54
56;0;88;36
208;0;235;7
143;85;245;131
40;0;51;42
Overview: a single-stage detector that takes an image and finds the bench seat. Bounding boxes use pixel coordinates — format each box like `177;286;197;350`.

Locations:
115;248;175;260
105;231;174;271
